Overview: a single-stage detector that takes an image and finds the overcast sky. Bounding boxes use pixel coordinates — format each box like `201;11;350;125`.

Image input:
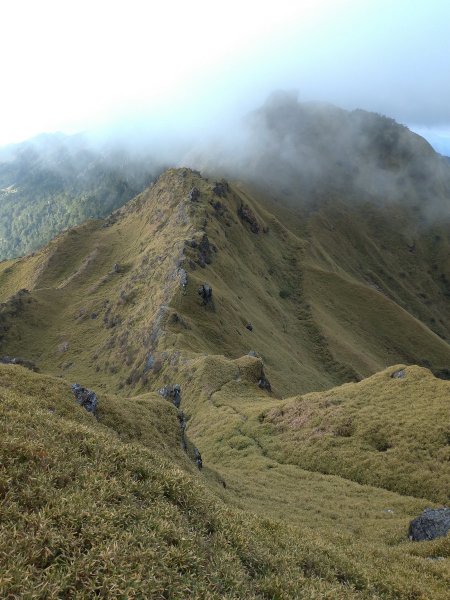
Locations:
1;0;450;153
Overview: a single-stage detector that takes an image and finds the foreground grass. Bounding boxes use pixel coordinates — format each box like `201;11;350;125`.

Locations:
1;364;449;599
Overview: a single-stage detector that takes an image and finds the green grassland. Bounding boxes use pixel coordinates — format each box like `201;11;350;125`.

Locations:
0;164;450;597
1;364;450;599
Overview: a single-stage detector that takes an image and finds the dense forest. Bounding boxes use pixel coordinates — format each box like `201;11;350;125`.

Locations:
0;133;160;259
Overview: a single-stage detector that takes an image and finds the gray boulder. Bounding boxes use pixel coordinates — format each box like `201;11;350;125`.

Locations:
409;508;450;541
71;383;97;413
391;368;406;379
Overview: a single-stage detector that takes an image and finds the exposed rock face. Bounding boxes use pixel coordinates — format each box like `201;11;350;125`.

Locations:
258;376;272;392
189;187;200;201
159;384;181;408
0;356;38;372
185;234;215;268
238;204;260;233
194;447;203;470
144;353;154;372
408;508;450;541
197;234;213;267
212;180;229;197
178;268;188;292
71;383;98;413
198;283;213;306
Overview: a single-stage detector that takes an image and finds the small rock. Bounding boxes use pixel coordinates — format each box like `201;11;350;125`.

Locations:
246;323;253;331
198;283;213;306
194;447;203;470
409;508;450;541
189;187;200;201
71;383;97;413
391;369;406;379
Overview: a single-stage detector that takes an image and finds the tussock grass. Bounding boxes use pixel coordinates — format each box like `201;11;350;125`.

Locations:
1;364;450;599
258;365;450;503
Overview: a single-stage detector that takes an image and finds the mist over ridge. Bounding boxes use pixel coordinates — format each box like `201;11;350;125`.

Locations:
180;91;450;223
1;90;450;260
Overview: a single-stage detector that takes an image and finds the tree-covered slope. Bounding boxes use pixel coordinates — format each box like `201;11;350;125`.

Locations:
0;133;160;259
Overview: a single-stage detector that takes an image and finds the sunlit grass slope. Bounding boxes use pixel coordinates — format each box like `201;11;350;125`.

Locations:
1;167;450;598
1;168;449;399
1;363;450;599
257;364;450;503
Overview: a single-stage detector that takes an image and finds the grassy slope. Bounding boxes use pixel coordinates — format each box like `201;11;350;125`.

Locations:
1;364;449;599
1;169;449;397
1;168;450;597
257;365;450;503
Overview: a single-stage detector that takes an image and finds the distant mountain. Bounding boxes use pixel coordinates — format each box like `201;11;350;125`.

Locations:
0;132;163;259
187;91;450;221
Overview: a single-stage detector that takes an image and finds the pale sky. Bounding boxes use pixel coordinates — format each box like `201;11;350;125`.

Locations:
1;0;450;152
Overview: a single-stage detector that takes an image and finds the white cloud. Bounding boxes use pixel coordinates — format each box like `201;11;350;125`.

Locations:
0;0;449;145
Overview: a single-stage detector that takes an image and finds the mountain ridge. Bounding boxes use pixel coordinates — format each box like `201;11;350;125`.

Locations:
1;100;450;597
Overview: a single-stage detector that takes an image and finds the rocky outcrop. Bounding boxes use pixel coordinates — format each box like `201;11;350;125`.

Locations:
185;233;215;268
258;375;272;392
159;384;181;408
238;204;260;233
408;508;450;541
189;187;200;201
198;283;213;306
0;356;38;372
212;180;229;197
71;383;98;413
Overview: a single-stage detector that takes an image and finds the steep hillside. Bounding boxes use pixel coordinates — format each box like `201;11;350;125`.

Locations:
1;102;450;597
1;168;449;397
184;96;450;354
